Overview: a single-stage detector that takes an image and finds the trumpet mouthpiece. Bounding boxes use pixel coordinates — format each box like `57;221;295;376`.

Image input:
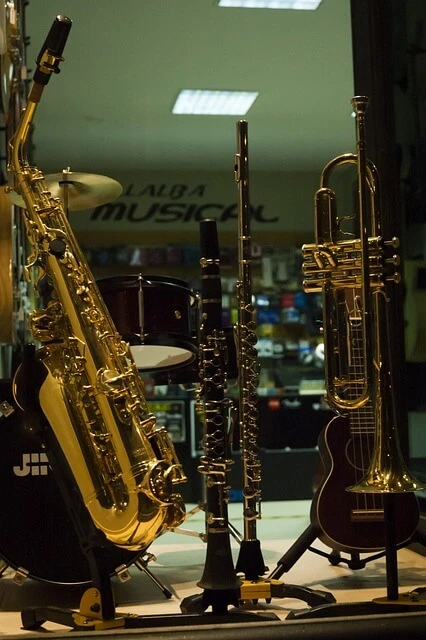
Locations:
351;95;369;115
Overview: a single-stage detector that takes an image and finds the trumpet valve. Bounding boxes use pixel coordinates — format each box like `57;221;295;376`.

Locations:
384;236;400;249
387;272;402;285
385;254;400;267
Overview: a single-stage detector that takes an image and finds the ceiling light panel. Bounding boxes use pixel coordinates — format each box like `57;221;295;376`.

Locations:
172;90;259;115
217;1;322;9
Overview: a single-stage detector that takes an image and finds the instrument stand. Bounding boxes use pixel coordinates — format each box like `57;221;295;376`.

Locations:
173;506;334;612
19;434;281;631
268;520;409;580
22;587;282;632
234;537;336;608
178;518;334;614
236;539;335;608
178;517;280;621
18;393;122;630
180;571;335;616
284;495;426;620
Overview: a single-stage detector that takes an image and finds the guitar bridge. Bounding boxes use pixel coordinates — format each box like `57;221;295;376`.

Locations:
351;509;384;522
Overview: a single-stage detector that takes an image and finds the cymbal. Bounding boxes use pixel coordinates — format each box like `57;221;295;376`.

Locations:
8;171;123;211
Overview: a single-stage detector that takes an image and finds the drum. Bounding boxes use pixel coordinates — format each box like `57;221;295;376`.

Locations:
97;275;198;372
0;380;143;585
152;326;238;386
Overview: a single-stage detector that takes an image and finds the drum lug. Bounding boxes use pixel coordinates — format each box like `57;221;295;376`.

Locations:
13;566;29;585
0;400;14;418
134;552;156;571
114;564;132;583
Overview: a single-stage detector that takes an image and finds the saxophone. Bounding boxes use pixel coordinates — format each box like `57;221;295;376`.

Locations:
7;16;186;550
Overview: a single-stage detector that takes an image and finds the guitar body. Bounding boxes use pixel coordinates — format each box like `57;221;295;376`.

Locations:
311;414;419;553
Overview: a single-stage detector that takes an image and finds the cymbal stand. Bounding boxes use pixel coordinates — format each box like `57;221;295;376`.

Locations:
59;166;72;215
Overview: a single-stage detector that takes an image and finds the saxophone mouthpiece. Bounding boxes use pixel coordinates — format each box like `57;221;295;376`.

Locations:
34;15;72;86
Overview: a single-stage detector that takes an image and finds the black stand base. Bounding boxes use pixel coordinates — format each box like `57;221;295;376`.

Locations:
180;588;279;622
21;587;279;631
181;589;239;616
21;606;281;631
181;581;336;615
268;523;395;579
126;610;280;628
287;589;426;620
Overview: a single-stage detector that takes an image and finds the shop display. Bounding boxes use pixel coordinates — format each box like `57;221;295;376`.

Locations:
1;2;426;637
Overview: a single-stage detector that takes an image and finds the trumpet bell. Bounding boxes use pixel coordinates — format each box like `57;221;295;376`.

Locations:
347;452;425;493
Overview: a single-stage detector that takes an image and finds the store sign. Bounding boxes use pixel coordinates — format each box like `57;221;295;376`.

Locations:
70;170;317;234
89;182;278;225
91;200;276;224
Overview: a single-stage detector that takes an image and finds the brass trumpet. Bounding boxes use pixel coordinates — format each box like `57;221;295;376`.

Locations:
303;96;423;494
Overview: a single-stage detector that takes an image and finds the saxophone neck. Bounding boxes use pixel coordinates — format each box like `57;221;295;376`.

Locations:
8;15;72;192
8;101;36;181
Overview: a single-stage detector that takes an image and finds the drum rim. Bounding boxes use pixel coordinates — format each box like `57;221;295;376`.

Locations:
97;273;196;302
0;547;145;587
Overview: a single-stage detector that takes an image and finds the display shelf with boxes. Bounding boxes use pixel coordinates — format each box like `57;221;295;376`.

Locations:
84;236;328;404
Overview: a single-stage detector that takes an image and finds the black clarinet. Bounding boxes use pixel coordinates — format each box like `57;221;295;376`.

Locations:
182;218;241;615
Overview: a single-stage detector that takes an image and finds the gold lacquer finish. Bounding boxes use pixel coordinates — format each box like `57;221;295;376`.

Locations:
7;17;186;548
303;96;424;494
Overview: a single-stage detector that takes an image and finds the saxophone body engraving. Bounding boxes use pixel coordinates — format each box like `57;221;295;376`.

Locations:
8;17;186;550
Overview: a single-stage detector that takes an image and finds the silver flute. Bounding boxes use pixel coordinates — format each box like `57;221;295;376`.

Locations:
234;120;267;581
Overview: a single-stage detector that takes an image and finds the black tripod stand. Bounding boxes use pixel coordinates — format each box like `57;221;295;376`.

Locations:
268;516;417;580
284;494;426;620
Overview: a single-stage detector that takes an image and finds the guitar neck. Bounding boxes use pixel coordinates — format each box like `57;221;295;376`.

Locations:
343;293;375;434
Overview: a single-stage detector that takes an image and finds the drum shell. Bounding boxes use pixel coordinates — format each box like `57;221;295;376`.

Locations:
97;275;198;372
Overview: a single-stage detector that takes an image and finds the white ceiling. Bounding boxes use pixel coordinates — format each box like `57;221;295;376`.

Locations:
23;0;354;176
